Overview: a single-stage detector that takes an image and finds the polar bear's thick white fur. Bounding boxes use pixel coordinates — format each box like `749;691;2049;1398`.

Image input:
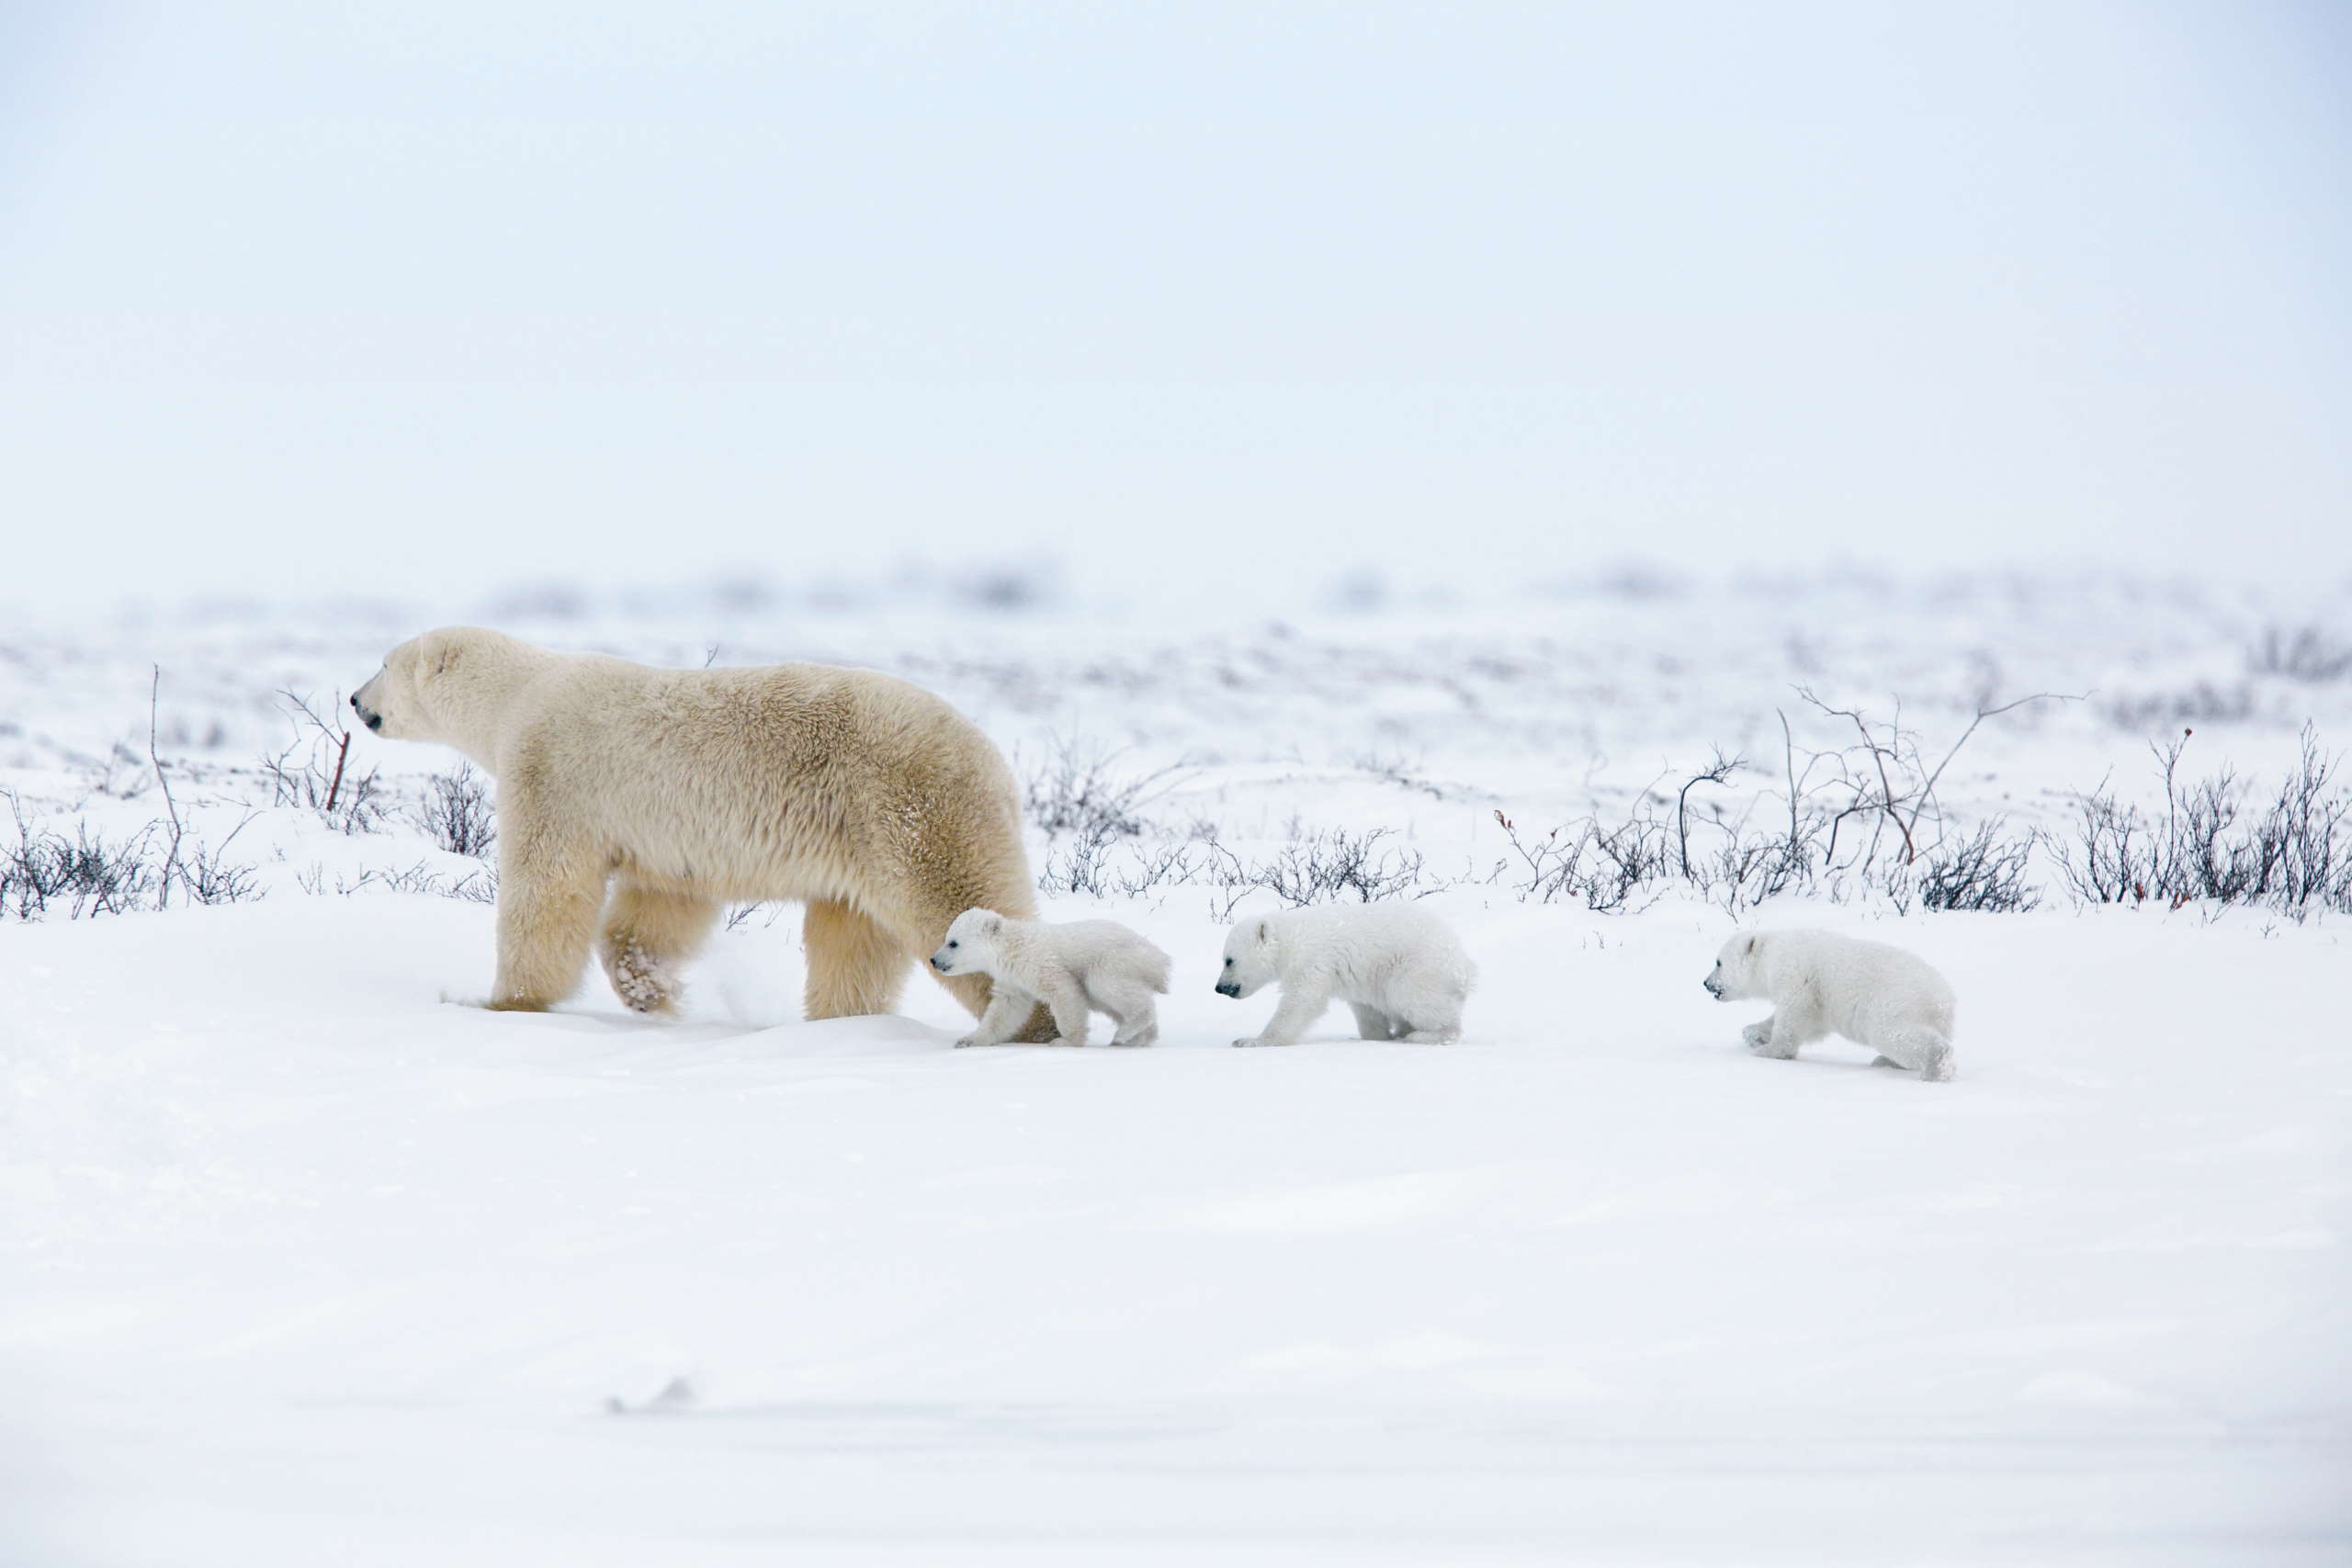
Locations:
352;626;1047;1034
1703;929;1956;1081
1216;905;1476;1047
928;909;1173;1048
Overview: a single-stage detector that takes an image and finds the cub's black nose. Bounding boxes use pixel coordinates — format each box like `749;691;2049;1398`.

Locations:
349;693;358;709
1216;983;1238;998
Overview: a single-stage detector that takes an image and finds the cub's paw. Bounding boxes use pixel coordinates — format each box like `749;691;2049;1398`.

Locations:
953;1034;979;1049
1741;1021;1773;1050
1233;1036;1287;1048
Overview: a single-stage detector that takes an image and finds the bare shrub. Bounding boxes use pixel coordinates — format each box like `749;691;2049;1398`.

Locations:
1257;827;1430;905
1043;822;1444;911
1917;820;2040;913
1352;749;1463;802
264;691;388;834
303;860;499;903
1;795;158;919
1488;694;2068;915
177;836;266;907
2102;682;2256;733
1038;818;1124;897
417;766;497;858
1023;738;1184;840
1492;810;1670;912
2251;625;2352;683
2045;727;2351;918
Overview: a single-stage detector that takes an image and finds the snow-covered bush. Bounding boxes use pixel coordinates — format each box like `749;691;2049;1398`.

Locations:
416;765;497;859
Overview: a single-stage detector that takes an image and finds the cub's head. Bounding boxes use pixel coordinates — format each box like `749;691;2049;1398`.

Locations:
931;908;1004;976
350;627;503;747
1703;931;1763;1001
1216;919;1277;998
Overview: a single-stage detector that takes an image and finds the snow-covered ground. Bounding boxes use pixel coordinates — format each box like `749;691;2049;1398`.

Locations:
4;572;2349;1564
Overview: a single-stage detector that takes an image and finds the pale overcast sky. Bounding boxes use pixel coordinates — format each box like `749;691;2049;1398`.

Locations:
2;2;2346;611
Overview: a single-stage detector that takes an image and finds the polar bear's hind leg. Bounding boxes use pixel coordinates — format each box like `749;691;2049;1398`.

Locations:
802;898;910;1020
600;880;720;1015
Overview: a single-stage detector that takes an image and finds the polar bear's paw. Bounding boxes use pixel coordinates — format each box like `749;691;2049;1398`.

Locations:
1741;1021;1773;1050
605;941;679;1016
1232;1036;1289;1048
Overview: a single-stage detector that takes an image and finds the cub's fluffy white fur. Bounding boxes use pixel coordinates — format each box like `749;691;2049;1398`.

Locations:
931;909;1173;1047
1216;905;1475;1047
1704;929;1957;1081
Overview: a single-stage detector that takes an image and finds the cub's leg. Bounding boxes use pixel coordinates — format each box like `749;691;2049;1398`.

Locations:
956;981;1035;1048
1391;994;1464;1044
1038;978;1092;1047
1235;984;1331;1048
1091;977;1162;1046
599;879;721;1016
1743;1003;1816;1061
802;898;908;1021
1349;1003;1400;1042
1878;1024;1956;1082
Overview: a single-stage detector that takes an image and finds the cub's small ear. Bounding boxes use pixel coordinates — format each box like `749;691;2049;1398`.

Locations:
1741;932;1758;955
1255;920;1269;943
984;914;1002;934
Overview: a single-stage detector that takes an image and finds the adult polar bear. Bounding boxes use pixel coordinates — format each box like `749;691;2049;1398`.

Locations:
353;626;1046;1033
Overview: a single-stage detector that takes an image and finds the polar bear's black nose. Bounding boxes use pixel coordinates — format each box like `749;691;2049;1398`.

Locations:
1216;983;1238;998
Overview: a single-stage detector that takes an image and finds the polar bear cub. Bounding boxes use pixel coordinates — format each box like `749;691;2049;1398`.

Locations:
931;909;1173;1047
1703;929;1956;1081
1217;905;1475;1047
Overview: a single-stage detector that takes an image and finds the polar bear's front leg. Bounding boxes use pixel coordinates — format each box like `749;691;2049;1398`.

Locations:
1743;1007;1810;1060
1235;985;1330;1048
488;850;606;1012
956;982;1035;1048
1349;1003;1400;1041
599;880;721;1016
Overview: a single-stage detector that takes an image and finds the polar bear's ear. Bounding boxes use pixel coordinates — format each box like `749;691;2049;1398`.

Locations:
1740;932;1758;955
983;914;1002;934
1255;920;1269;944
413;629;463;680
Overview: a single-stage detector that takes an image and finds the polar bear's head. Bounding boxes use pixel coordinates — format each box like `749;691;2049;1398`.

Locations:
351;627;520;755
1703;931;1763;1001
1216;919;1278;998
931;908;1004;976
